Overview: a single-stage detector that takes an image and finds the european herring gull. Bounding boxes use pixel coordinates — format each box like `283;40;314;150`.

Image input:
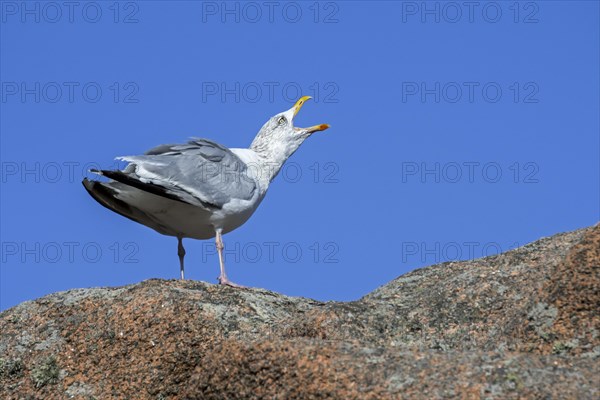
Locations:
82;96;329;287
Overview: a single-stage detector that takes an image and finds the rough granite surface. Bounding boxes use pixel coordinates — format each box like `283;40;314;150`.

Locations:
1;224;598;399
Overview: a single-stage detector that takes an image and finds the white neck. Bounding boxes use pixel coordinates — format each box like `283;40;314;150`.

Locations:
229;148;285;195
249;132;303;184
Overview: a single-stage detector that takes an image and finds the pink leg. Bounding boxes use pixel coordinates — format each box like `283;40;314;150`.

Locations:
215;229;245;288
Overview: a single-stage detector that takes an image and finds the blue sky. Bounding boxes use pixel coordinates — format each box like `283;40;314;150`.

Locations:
1;1;598;310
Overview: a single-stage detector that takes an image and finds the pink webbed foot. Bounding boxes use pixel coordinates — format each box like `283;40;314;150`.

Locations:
217;275;246;288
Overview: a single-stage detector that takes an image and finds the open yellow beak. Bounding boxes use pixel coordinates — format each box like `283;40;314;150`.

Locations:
292;96;330;133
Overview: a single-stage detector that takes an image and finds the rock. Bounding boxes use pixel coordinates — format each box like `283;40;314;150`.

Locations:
1;224;598;399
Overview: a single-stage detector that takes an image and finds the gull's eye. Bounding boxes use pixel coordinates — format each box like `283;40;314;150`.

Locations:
277;116;287;125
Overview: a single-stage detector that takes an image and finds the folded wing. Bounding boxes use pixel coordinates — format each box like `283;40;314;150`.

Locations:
93;138;256;210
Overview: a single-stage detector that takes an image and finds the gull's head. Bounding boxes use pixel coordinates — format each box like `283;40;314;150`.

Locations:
266;96;330;139
251;96;329;161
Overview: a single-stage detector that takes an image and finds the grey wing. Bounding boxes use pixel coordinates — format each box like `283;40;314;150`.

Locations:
110;138;256;209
